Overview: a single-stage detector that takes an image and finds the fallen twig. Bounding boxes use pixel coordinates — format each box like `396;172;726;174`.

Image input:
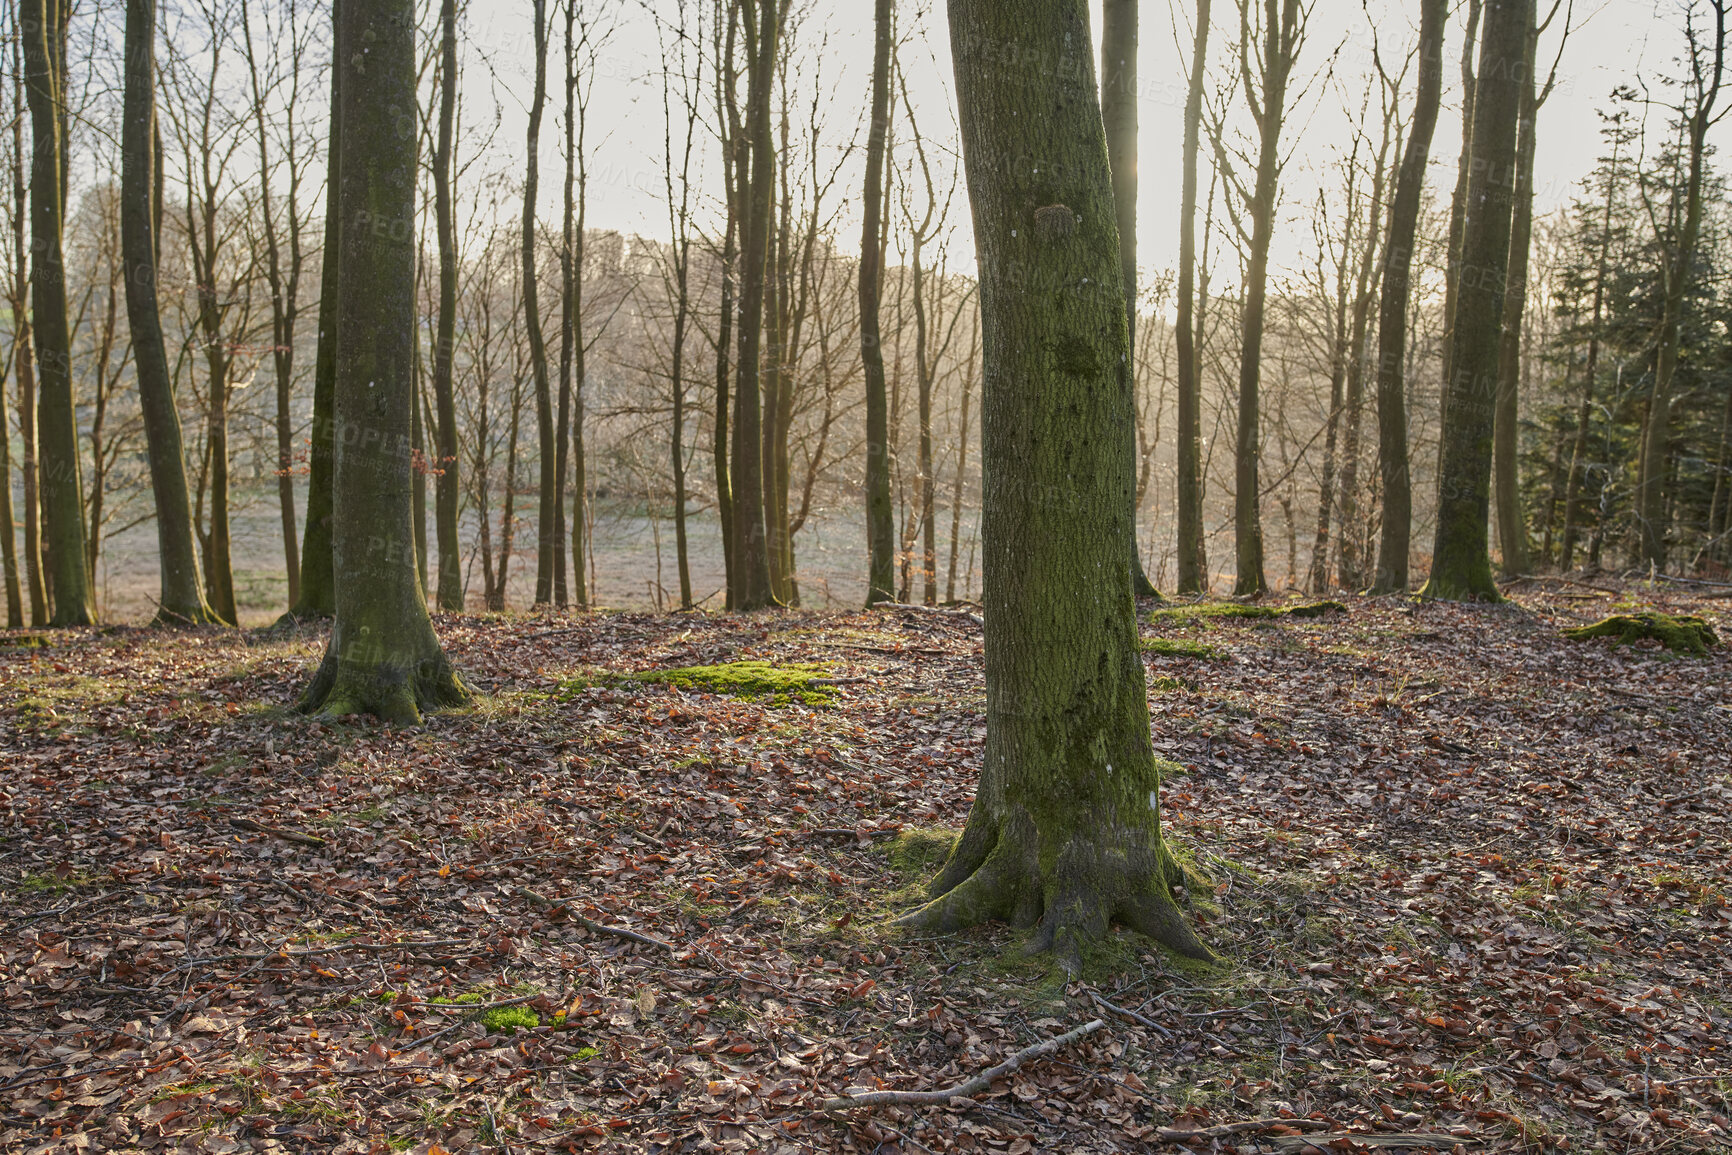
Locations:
228;817;327;847
1088;989;1172;1039
512;885;673;952
881;601;983;626
1156;1119;1330;1141
821;1018;1104;1111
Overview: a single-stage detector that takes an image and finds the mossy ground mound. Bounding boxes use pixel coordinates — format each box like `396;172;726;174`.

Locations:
1141;637;1224;659
1563;612;1718;657
431;992;542;1033
561;660;835;706
1150;600;1348;623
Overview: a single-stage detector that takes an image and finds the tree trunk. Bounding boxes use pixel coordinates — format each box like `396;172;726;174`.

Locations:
1423;0;1528;602
1636;6;1723;569
1232;0;1300;598
1438;0;1483;439
122;0;216;626
1102;0;1160;598
525;0;556;607
1308;272;1348;593
945;331;976;603
1493;12;1540;576
299;0;466;724
290;6;341;621
21;0;93;626
729;0;778;611
899;0;1209;972
553;0;575;608
1373;0;1444;593
860;0;895;607
1175;0;1211;595
431;0;462;611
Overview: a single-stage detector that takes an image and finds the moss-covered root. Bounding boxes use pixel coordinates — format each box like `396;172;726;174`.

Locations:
298;647;470;725
894;809;1212;975
1563;612;1718;656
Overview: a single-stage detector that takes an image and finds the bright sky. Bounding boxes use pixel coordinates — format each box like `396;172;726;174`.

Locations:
456;0;1701;282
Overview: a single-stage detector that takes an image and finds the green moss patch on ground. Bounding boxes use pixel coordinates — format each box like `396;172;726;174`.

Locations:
1141;637;1225;659
1563;611;1718;656
1150;599;1348;624
560;660;836;706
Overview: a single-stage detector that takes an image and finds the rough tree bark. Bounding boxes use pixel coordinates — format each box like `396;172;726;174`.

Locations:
298;0;467;724
1372;0;1445;593
1175;0;1211;595
1438;0;1483;430
1423;0;1528;602
21;0;94;626
861;0;895;607
899;0;1210;972
123;0;217;626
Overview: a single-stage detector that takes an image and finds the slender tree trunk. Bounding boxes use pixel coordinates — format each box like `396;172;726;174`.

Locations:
10;33;43;627
714;200;736;606
1308;275;1348;593
1493;12;1540;576
1373;0;1445;593
1423;0;1528;601
0;335;16;627
122;0;215;626
729;0;778;611
1335;195;1385;591
1637;6;1723;569
432;0;462;611
1231;0;1301;598
553;0;576;608
525;0;556;607
290;7;341;621
1439;0;1484;433
21;0;93;626
945;330;977;603
861;0;895;606
900;0;1207;972
1558;135;1620;571
1175;0;1211;594
300;0;466;723
1102;0;1159;598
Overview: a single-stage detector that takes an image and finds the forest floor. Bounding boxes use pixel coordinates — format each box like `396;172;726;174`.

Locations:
1;579;1729;1155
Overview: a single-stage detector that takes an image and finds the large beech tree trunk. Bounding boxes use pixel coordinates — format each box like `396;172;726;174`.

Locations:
299;0;466;724
1492;11;1540;576
861;0;895;606
21;0;94;626
1372;0;1445;593
1174;0;1211;595
122;0;216;626
1423;0;1528;601
899;0;1209;972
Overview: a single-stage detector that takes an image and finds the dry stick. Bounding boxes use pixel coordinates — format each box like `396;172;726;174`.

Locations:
1088;989;1173;1039
1156;1119;1331;1141
228;817;327;847
511;884;673;953
167;939;476;970
821;1019;1105;1111
881;601;983;625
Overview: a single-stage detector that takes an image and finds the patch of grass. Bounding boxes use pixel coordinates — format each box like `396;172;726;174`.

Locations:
0;633;50;649
1141;637;1225;659
1562;611;1717;656
18;867;97;894
569;1045;601;1061
1149;676;1195;693
432;989;543;1033
885;827;959;882
560;660;836;706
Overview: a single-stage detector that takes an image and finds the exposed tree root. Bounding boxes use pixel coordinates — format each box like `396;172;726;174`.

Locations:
298;645;468;726
894;805;1212;974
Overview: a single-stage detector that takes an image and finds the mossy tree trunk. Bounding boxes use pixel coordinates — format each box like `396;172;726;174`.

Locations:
1373;0;1445;593
431;0;462;612
861;0;895;607
289;7;341;622
1174;0;1210;595
1422;0;1528;601
299;0;467;725
899;0;1210;972
122;0;217;627
21;0;94;627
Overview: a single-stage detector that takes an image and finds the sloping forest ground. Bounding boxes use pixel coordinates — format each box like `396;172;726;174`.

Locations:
2;581;1729;1155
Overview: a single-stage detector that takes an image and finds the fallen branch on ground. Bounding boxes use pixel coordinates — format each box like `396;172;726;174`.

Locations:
881;602;983;625
512;885;673;952
1088;989;1172;1038
229;817;327;847
821;1019;1104;1111
1155;1119;1330;1141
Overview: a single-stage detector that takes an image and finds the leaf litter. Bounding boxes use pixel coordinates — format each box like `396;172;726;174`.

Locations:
0;585;1727;1154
